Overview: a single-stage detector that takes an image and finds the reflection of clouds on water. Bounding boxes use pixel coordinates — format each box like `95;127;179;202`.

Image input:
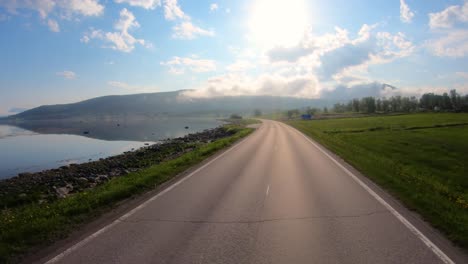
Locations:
0;118;221;179
53;141;152;165
0;125;37;139
0;133;152;179
11;117;222;142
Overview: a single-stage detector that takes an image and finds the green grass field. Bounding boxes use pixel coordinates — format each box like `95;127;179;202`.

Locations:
0;126;253;263
287;113;468;249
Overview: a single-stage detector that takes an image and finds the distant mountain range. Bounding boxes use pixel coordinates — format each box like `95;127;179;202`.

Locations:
1;90;330;121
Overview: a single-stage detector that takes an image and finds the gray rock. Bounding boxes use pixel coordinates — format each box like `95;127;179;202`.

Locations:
76;177;88;184
96;175;109;183
54;183;74;198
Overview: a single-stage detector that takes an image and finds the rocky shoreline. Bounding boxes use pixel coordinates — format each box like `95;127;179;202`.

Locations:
0;126;236;209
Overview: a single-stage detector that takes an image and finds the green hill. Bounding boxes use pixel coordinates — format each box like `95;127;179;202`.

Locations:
1;90;328;121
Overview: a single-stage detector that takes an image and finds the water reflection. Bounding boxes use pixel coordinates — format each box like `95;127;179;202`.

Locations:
8;117;223;142
0;117;222;179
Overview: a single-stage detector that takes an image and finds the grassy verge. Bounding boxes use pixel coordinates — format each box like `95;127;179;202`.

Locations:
286;113;468;249
0;126;253;263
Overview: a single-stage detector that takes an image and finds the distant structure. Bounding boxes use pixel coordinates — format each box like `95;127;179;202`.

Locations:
301;114;313;120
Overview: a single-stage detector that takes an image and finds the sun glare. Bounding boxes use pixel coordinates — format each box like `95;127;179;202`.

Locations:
248;0;309;48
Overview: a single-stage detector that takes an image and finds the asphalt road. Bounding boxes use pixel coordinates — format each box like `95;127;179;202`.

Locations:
43;120;463;264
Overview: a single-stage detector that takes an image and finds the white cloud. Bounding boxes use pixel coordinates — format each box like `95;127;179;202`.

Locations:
183;72;428;101
60;0;104;17
429;1;468;29
266;26;352;63
182;73;320;98
117;0;214;40
108;81;129;88
210;3;218;12
172;22;214;39
183;68;424;101
108;81;159;92
82;8;150;52
226;60;255;72
114;0;190;21
182;24;416;99
319;82;395;100
331;70;372;87
265;24;413;84
0;0;104;31
114;0;161;10
426;29;468;57
2;0;104;18
2;0;56;19
400;0;415;23
320;30;413;86
454;83;468;94
163;0;188;20
114;8;138;31
162;0;214;40
374;31;414;61
80;35;90;43
161;56;217;74
456;71;468;79
427;2;468;58
80;29;102;43
267;45;314;63
47;18;59;32
56;70;76;79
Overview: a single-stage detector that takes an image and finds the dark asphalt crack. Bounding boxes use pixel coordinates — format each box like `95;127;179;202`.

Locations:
118;210;390;225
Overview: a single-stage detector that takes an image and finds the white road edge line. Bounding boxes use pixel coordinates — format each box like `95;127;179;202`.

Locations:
283;123;455;264
266;185;270;196
44;132;254;264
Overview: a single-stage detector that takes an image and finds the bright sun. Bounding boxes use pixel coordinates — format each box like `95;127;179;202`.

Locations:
249;0;309;48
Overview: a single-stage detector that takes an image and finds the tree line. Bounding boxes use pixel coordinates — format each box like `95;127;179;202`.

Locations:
331;89;468;114
282;89;468;119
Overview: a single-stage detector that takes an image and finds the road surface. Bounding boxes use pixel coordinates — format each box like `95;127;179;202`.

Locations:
43;120;463;264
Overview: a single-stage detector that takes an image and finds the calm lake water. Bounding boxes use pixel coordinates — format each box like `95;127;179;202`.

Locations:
0;118;222;179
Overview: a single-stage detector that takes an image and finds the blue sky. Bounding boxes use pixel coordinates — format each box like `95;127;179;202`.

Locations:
0;0;468;115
